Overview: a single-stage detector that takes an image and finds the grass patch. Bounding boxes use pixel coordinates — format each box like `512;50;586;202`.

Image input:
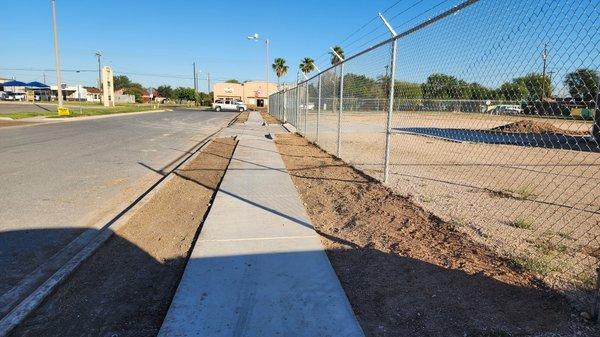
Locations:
420;196;432;203
510;240;569;277
2;111;55;119
534;240;567;255
513;186;538;199
556;231;574;240
510;256;555;276
4;106;162;120
508;218;532;229
575;272;597;289
502;186;538;200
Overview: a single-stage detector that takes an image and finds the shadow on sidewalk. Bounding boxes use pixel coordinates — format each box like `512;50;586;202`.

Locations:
4;227;591;337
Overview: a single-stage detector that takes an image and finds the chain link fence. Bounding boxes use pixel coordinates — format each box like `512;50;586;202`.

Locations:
269;0;600;313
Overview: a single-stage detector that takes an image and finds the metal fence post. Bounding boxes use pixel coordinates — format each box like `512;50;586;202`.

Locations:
317;74;322;143
379;12;399;184
283;91;287;123
593;92;600;142
336;63;344;157
383;42;398;183
295;87;300;127
304;82;308;134
593;266;600;322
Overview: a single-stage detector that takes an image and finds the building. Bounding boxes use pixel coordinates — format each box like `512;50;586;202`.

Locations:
84;87;102;102
114;89;136;103
213;81;278;109
0;77;11;89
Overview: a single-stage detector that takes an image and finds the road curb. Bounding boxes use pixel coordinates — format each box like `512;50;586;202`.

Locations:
282;122;297;133
0;118;233;336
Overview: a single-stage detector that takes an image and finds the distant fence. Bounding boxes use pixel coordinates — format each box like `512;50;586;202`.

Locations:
270;0;600;316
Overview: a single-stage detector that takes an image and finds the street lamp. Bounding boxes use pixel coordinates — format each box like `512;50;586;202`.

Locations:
247;33;270;107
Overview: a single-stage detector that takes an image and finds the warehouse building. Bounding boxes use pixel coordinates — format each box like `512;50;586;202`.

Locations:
213;81;278;109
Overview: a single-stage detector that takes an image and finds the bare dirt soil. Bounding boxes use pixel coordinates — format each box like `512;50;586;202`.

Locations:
9;137;237;337
275;133;597;337
491;119;590;135
260;110;279;124
304;112;599;295
234;111;249;123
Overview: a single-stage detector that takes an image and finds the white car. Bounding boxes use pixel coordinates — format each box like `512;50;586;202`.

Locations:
300;103;315;110
490;105;523;115
13;93;25;101
212;99;247;112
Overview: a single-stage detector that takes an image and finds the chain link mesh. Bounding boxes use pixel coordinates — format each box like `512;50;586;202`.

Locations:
269;0;599;309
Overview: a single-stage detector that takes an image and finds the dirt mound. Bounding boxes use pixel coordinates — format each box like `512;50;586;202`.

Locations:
492;120;589;135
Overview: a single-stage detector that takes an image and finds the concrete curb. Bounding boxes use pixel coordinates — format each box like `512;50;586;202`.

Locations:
282;122;297;133
0;122;229;336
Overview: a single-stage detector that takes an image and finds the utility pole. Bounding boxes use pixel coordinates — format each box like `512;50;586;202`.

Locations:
193;62;198;106
207;72;211;102
95;51;102;90
542;43;548;100
50;0;64;108
43;73;46;84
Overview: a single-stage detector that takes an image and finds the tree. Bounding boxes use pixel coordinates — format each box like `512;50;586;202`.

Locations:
394;81;423;99
113;75;132;90
343;73;382;98
468;82;498;100
299;57;315;75
225;79;240;84
156;85;174;99
123;85;145;103
272;58;289;87
421;73;468;99
564;68;599;102
513;73;552;101
198;91;213;106
174;87;197;102
498;81;528;101
330;46;344;65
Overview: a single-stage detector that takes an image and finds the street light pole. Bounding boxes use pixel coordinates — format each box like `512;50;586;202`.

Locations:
50;0;63;109
265;38;269;106
95;51;102;91
247;33;270;108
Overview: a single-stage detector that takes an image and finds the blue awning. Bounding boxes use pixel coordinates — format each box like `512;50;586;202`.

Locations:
26;81;50;89
2;80;28;87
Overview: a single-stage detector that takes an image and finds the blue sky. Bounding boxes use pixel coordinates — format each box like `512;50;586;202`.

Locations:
1;0;598;95
1;0;419;91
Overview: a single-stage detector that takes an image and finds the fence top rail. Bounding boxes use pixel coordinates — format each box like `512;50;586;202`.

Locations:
270;0;480;98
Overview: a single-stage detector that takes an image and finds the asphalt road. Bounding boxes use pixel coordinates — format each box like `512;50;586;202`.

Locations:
0;109;236;313
0;103;54;114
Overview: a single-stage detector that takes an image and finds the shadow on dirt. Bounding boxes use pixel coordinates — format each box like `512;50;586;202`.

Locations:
2;226;596;337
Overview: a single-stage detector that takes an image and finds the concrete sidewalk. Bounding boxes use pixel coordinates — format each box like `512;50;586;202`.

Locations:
158;112;363;337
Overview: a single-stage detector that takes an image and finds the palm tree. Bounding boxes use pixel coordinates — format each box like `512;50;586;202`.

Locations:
329;46;345;65
299;57;315;75
272;58;289;89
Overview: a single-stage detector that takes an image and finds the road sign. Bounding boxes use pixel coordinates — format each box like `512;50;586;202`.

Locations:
58;107;70;116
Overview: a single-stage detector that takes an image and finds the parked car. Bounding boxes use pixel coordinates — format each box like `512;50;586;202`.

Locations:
212;99;247;112
490;105;523;115
300;103;315;110
8;93;26;101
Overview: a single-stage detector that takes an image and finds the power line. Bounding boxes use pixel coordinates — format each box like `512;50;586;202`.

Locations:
336;0;408;47
344;0;455;56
